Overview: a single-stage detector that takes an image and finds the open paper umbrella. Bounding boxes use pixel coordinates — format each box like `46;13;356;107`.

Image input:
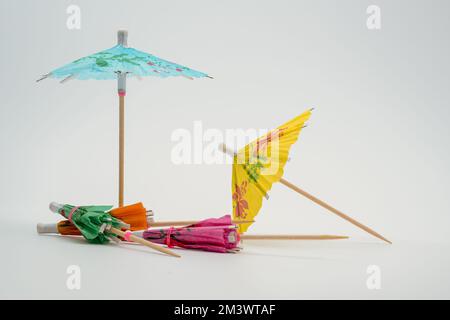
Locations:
221;109;391;243
49;202;180;257
38;30;210;207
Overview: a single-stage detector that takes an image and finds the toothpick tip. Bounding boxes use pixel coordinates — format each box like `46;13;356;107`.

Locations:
373;232;392;244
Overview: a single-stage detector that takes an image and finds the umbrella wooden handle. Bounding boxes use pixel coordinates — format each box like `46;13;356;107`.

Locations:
117;30;127;208
279;178;391;244
241;234;348;240
109;227;181;258
118;94;125;207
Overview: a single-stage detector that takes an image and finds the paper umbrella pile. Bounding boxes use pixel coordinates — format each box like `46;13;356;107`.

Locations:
36;31;391;258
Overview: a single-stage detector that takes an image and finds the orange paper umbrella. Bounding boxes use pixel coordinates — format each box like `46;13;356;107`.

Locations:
37;202;152;236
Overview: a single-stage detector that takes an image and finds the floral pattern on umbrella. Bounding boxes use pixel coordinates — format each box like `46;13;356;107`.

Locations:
231;110;312;233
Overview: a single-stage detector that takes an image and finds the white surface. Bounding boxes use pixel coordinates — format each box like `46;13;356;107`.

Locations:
1;0;450;299
2;218;450;299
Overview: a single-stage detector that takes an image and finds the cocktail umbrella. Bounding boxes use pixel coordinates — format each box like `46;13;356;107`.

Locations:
49;202;180;257
141;215;346;252
220;109;391;243
148;219;348;240
37;202;153;236
38;30;210;207
140;215;240;253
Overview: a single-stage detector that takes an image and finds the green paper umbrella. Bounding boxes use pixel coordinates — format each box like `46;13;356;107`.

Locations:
48;202;181;257
49;202;127;244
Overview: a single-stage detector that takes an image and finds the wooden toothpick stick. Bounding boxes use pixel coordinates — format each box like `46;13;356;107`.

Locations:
118;93;124;207
149;219;254;228
117;30;127;208
279;178;392;244
241;234;348;240
220;143;391;244
109;227;181;258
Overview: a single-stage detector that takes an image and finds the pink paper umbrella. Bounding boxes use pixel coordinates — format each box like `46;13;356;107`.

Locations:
142;215;240;253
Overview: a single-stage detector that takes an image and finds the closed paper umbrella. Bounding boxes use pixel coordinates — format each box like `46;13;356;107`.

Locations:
37;202;153;236
49;202;180;257
140;215;347;252
141;215;241;253
38;30;210;207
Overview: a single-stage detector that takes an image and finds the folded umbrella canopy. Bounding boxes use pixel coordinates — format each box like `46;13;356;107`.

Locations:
49;202;125;244
49;202;180;257
141;215;240;253
37;202;153;236
38;30;210;207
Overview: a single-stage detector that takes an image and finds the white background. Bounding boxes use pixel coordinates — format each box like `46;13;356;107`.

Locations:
0;0;449;299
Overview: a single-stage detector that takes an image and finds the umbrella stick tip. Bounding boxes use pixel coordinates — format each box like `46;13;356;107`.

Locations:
368;229;392;244
367;231;392;244
219;143;234;156
117;30;128;46
164;248;181;258
49;202;63;213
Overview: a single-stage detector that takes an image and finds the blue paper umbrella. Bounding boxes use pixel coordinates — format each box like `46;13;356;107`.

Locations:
38;31;211;207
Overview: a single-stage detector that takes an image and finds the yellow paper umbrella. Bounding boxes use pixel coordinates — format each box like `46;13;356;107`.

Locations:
221;109;391;244
227;109;312;233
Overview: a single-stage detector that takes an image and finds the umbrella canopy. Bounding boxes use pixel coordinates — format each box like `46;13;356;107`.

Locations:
48;201;180;257
49;202;128;244
227;109;312;233
142;215;240;253
39;44;210;81
37;202;152;236
108;202;150;231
